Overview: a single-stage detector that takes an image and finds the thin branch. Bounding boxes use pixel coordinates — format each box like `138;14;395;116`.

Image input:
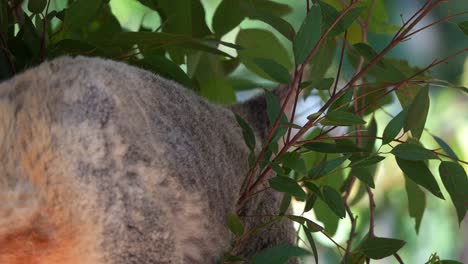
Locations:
394;253;405;264
333;31;347;96
366;186;376;238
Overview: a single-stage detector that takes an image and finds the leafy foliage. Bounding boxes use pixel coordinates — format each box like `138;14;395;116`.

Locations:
1;0;467;263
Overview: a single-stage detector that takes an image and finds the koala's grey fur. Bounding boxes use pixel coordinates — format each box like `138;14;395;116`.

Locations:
0;56;295;263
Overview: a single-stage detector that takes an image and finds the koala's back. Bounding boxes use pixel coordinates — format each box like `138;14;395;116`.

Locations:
0;57;251;263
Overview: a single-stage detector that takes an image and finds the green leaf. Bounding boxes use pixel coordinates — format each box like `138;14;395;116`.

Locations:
130;55;193;89
294;4;322;65
286;215;324;232
235;114;256;151
250;245;311;264
321;111;366;126
64;0;104;31
432;135;458;160
265;90;288;142
314;198;339;235
309;154;350;179
253;58;291;84
212;0;246;37
226;213;244;237
391;143;438;161
396;158;444;199
303;227;319;264
156;0;211;37
269;177;307;200
250;0;292;17
279;194;292;215
382;110;407;145
236;29;292;81
320;2;364;37
404;86;429;140
306;39;337;96
353;42;385;67
250;11;295;41
405;178;426;234
199;77;236;104
351;166;375;188
357;236;406;259
303;141;362;153
314;77;335;91
110;32;232;58
322;186;346;218
440;260;463;264
329;89;353;111
457;21;468;35
349;155;385;168
303;194;318;213
28;0;47;14
275;152;307;174
439;161;468;223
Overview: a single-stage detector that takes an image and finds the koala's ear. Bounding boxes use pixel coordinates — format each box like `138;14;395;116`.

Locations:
229;84;296;142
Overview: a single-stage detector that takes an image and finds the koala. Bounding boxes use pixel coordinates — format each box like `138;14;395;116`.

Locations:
0;56;295;263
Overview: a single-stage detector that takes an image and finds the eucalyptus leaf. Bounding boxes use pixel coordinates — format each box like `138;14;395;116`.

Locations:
294;4;322;65
269;176;307;200
212;0;245;37
253;58;291;84
405;86;429;140
64;0;104;31
226;212;244;236
439;161;468;223
250;245;311;264
405;178;426;233
357;236;406;259
457;21;468;35
321;111;366;126
432;135;458;160
28;0;47;14
322;186;346;218
391;143;438;161
396;158;444;199
382;110;407;145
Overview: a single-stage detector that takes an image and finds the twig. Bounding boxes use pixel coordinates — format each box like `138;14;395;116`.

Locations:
366;186;376;238
394;253;405;264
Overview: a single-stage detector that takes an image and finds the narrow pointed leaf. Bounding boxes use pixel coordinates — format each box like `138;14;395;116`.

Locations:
64;0;104;31
250;245;311;264
294;4;322;65
350;155;385;168
303;226;319;264
321;111;366;126
269;176;307;200
253;58;291;84
322;186;346;218
391;143;438;160
234;114;256;151
457;21;468;35
212;0;246;37
439;161;468;223
396;158;444;199
226;213;244;236
357;236;406;259
405;86;429;139
286;215;324;232
382;110;407;144
405;178;426;233
432;135;458;160
279;194;292;215
251;11;295;41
